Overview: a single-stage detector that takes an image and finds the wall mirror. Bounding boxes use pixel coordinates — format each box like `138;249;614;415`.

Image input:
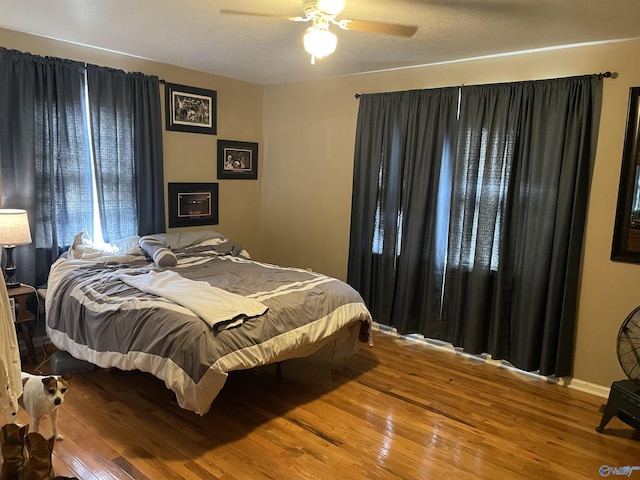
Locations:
612;87;640;262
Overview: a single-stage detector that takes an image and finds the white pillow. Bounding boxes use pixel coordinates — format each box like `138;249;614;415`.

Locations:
67;231;92;259
110;235;143;255
67;231;108;259
67;231;144;259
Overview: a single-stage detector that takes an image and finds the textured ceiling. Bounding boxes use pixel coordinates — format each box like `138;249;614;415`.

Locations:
1;0;639;85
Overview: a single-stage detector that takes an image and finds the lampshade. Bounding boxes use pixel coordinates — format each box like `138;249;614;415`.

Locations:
0;209;32;288
303;26;338;63
0;209;32;246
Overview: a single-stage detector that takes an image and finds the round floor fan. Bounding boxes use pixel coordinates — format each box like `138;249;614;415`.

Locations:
617;306;640;385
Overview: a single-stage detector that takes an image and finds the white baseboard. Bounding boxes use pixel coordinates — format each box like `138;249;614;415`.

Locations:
565;378;611;399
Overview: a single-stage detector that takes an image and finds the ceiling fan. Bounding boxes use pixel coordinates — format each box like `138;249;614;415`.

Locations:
220;0;418;64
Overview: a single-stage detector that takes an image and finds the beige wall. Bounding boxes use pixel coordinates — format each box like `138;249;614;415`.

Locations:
3;26;640;389
262;39;640;388
0;28;264;257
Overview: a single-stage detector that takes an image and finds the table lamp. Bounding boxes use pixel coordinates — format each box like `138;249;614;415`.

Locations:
0;209;32;288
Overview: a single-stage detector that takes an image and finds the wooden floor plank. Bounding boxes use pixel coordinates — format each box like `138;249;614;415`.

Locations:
3;330;639;479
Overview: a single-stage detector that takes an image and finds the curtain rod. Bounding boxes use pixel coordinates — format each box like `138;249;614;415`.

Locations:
354;71;616;99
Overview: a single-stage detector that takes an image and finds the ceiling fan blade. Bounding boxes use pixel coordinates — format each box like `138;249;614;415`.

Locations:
341;19;417;37
219;9;295;20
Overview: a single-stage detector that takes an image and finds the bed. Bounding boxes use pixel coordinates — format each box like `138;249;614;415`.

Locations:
45;231;373;415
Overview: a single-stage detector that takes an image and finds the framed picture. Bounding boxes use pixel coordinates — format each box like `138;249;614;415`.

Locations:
168;182;219;228
165;82;217;135
612;87;640;263
217;139;259;180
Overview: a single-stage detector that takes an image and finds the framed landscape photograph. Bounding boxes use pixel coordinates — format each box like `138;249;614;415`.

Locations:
168;182;219;228
165;82;217;135
217;139;259;180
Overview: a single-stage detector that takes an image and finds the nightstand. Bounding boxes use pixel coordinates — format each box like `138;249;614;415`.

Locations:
8;284;38;365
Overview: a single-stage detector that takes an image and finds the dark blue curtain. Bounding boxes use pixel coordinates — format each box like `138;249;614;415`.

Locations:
442;77;602;375
0;48;90;287
347;88;460;334
0;48;165;287
87;65;165;241
348;75;602;377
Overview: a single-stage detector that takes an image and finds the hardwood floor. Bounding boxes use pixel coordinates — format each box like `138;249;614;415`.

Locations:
9;330;640;480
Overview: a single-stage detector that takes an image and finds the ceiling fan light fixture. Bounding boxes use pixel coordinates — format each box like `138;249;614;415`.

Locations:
303;26;337;63
316;0;345;15
221;1;418;66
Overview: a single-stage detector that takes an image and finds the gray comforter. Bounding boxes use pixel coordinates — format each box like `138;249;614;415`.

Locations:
45;238;372;415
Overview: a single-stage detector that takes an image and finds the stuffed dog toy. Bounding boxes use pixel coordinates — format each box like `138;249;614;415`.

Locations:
19;372;71;441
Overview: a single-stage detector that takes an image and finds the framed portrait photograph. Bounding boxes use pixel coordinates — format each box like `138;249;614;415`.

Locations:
168;182;219;228
217;139;259;180
165;82;217;135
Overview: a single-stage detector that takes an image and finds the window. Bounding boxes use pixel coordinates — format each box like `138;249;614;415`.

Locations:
0;48;165;286
349;77;601;376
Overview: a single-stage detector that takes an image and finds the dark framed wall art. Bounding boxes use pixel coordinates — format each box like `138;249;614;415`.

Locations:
165;82;217;135
612;86;640;262
217;139;259;179
168;182;219;228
